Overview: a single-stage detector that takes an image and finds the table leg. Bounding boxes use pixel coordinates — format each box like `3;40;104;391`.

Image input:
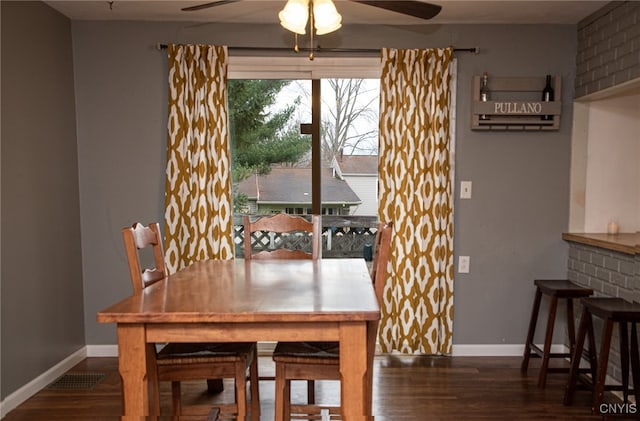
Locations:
366;320;379;421
340;322;372;421
117;323;155;416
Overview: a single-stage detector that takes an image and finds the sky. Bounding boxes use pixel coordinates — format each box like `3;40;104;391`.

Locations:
270;78;380;155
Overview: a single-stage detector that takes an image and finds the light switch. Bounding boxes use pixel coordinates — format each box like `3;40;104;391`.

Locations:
460;181;472;199
458;256;470;273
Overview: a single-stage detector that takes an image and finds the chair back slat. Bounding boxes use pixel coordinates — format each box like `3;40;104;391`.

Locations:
244;214;321;260
250;249;317;260
122;222;167;294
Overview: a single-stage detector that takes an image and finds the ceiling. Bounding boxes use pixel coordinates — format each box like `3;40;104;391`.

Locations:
45;1;608;25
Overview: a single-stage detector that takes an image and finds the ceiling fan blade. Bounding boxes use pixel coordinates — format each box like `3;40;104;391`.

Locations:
181;0;239;12
350;1;441;20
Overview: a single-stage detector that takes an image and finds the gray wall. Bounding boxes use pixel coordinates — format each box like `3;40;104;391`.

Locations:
70;20;576;346
1;1;84;399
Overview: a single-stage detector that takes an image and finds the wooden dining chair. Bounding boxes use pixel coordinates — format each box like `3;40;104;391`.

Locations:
243;213;322;388
122;222;260;420
243;213;321;260
271;222;393;421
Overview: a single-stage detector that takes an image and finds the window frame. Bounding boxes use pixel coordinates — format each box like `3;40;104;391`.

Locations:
228;56;382;80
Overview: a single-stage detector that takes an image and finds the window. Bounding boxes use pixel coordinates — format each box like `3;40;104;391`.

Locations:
228;57;381;258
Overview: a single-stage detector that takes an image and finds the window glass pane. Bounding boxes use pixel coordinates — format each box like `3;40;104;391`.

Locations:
321;78;379;218
228;79;312;216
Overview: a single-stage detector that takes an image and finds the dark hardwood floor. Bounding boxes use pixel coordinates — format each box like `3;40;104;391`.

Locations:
2;354;632;420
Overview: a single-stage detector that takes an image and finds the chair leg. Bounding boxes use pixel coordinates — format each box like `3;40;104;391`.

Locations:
539;295;559;388
171;381;182;416
207;378;224;393
274;363;286;421
284;379;291;421
249;353;261;421
564;306;590;406
235;361;248;421
522;288;542;372
593;318;614;415
146;345;161;416
307;380;316;405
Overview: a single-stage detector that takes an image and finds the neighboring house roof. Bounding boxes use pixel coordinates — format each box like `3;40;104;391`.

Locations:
237;167;361;205
332;155;378;176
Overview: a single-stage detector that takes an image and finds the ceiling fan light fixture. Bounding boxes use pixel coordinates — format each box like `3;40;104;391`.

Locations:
278;0;309;35
313;0;342;35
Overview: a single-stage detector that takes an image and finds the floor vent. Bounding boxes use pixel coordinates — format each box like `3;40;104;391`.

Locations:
46;372;106;390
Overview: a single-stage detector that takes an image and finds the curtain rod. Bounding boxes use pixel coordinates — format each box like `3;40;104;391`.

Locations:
156;44;479;54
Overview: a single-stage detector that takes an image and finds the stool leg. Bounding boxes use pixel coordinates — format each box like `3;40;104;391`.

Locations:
566;298;577;355
564;306;590;406
619;321;630;403
538;295;559;388
630;324;640;407
522;288;542;373
586;312;598;382
593;318;614;415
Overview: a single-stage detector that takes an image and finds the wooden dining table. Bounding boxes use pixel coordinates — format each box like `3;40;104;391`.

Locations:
97;258;380;421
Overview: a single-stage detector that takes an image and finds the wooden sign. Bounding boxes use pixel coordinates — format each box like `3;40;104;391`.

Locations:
471;75;562;131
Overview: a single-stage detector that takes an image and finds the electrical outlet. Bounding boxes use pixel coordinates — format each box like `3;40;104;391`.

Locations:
460;181;472;199
458;256;470;273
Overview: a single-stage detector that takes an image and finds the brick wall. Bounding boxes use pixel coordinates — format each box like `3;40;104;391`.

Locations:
568;242;637;301
575;1;640;98
566;241;638;382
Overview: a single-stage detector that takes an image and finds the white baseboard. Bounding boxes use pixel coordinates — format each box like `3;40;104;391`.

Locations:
86;344;118;357
452;344;567;357
0;347;87;418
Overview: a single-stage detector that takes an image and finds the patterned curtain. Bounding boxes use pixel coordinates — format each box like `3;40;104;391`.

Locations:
378;48;455;355
164;44;235;273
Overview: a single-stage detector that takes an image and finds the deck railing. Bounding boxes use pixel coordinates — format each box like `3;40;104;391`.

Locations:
234;215;379;259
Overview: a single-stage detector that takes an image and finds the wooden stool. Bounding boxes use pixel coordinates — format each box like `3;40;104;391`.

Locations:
521;279;594;387
564;297;640;415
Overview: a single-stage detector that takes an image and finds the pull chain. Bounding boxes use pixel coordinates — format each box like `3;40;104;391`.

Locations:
308;1;315;61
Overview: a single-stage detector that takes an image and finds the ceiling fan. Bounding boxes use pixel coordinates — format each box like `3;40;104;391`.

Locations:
181;0;442;21
181;0;442;59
